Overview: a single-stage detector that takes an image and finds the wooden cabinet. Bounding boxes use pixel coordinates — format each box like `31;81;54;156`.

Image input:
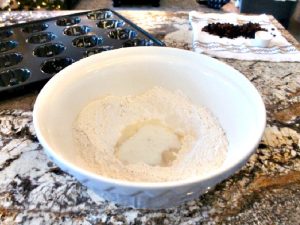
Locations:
112;0;160;7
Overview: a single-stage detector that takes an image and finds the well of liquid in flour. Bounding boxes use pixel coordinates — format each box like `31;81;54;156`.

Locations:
73;87;228;182
114;120;182;167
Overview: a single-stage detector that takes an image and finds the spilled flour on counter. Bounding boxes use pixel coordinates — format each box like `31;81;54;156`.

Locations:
73;87;228;182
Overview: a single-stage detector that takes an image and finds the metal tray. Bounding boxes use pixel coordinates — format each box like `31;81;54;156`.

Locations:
0;9;165;98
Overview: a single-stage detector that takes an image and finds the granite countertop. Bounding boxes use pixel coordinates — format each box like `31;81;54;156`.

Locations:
0;9;300;225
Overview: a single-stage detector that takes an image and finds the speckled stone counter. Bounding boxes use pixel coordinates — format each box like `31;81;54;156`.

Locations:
0;10;300;225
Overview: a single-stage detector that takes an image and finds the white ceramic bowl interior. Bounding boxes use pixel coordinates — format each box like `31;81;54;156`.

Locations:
33;47;266;209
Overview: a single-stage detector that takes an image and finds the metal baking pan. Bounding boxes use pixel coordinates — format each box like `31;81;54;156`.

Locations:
0;9;165;98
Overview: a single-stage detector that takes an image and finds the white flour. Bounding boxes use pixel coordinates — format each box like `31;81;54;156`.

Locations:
73;87;228;182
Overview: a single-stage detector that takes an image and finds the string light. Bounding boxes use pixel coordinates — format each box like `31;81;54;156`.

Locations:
0;0;74;10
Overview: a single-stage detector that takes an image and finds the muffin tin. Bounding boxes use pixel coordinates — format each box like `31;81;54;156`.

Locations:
0;9;164;98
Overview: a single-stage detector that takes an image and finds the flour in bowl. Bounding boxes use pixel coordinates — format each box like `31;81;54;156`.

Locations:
72;87;228;182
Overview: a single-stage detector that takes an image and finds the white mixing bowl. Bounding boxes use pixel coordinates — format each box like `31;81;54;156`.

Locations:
33;47;266;209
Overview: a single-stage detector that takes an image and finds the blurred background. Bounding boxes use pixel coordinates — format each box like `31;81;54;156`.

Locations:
0;0;299;41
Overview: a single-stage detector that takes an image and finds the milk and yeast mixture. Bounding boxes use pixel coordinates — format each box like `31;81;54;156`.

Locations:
73;87;228;182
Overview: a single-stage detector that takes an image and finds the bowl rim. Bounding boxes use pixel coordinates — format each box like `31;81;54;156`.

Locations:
33;46;266;189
